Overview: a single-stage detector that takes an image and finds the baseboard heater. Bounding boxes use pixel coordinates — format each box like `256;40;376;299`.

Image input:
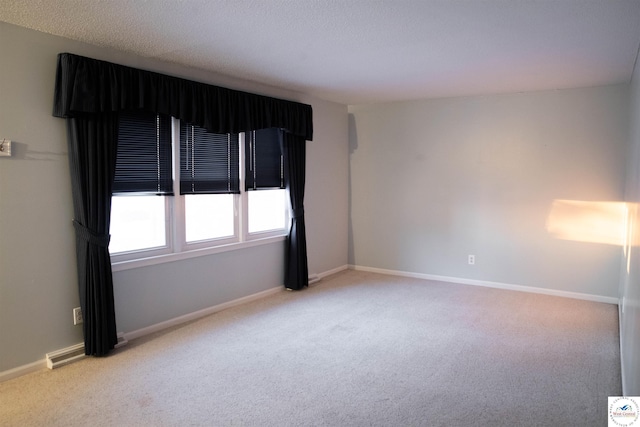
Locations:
45;344;85;369
45;334;128;370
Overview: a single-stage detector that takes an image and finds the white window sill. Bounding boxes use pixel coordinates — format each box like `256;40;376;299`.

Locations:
111;235;286;272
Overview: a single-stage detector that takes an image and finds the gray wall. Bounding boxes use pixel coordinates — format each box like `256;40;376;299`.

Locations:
620;52;640;395
349;86;628;298
0;22;349;372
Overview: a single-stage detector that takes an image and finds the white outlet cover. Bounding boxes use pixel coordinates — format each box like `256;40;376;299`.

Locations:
73;307;83;325
0;140;11;157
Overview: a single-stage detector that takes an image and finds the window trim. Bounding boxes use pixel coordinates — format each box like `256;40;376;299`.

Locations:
110;118;289;270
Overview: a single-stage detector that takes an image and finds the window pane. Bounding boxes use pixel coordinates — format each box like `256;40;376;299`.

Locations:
248;189;286;233
185;194;235;242
110;196;166;253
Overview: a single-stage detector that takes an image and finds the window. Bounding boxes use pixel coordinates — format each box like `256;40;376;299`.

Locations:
181;123;240;245
110;110;289;264
109;111;172;256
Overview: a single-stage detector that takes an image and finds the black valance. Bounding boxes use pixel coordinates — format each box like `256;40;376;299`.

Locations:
53;53;313;141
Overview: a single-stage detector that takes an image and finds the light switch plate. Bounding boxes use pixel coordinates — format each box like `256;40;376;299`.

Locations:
0;140;11;157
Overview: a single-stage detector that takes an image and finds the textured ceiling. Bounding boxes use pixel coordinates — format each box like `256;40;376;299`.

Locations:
1;0;640;105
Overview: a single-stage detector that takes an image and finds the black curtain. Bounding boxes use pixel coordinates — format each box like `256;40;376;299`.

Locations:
67;113;119;356
54;53;313;355
283;133;308;290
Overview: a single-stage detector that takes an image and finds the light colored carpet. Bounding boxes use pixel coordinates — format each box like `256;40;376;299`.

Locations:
0;270;621;426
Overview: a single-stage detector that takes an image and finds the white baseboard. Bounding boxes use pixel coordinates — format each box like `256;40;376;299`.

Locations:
318;264;349;279
125;264;351;336
0;359;46;383
123;285;284;341
119;265;349;341
349;264;619;305
308;264;349;286
620;339;628;396
0;285;285;382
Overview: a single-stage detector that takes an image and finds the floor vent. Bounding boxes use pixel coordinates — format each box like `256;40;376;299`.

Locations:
45;343;85;370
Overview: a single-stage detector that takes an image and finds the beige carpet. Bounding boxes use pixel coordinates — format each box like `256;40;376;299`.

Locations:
0;270;621;426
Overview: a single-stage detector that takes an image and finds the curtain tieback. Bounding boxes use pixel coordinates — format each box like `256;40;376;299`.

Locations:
73;220;111;247
292;207;305;219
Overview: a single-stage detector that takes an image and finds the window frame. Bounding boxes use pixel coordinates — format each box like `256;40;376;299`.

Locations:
110;118;290;271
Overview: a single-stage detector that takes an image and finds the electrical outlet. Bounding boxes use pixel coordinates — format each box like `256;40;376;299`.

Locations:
73;307;83;325
468;255;475;265
0;139;11;157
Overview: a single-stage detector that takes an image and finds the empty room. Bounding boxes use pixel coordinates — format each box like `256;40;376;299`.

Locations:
1;1;639;426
